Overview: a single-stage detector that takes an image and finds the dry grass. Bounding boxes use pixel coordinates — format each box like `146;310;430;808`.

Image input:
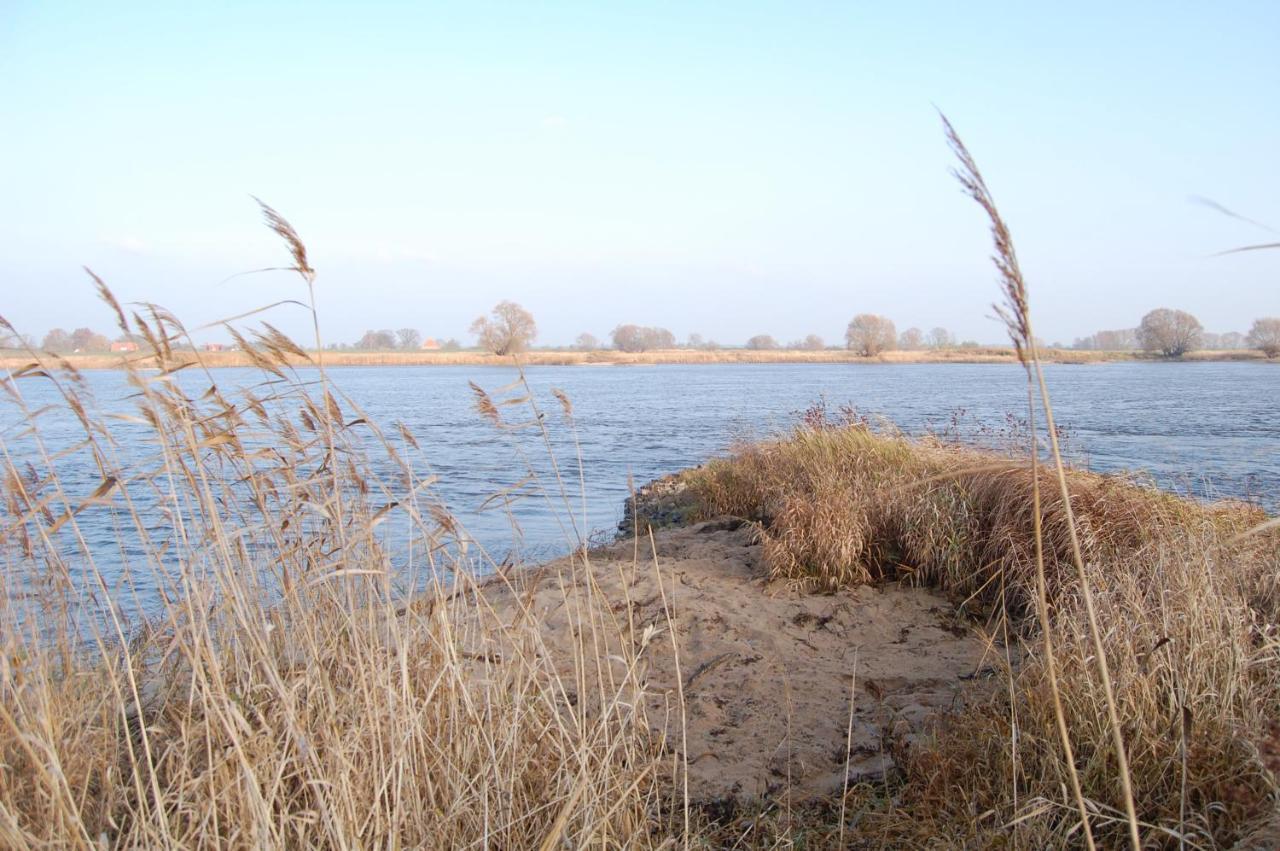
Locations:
3;119;1275;849
687;420;1260;599
669;115;1280;848
678;419;1279;846
0;222;676;848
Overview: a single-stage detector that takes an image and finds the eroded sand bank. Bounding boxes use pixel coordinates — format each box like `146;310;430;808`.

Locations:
457;518;997;802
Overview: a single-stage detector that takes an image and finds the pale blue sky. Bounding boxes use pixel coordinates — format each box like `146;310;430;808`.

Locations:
2;1;1277;347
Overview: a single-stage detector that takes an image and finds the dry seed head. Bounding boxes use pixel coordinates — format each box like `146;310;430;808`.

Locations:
551;387;574;418
941;113;1032;365
469;381;500;424
254;197;313;277
87;269;130;334
397;422;420;450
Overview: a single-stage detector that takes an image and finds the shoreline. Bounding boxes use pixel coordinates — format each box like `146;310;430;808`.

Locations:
1;347;1270;371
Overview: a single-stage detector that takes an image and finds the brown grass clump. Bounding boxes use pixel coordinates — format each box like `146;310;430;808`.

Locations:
685;420;1264;608
682;420;1279;845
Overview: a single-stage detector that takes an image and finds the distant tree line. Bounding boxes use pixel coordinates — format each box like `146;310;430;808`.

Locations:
610;325;676;353
343;329;461;351
0;332;37;350
1070;309;1280;359
21;304;1278;362
37;328;114;352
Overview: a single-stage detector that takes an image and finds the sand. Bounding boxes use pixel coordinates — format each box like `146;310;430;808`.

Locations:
459;517;997;803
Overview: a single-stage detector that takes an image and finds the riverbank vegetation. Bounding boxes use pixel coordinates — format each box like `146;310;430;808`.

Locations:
1;343;1272;373
2;121;1277;848
0;234;674;848
13;311;1280;363
677;412;1280;845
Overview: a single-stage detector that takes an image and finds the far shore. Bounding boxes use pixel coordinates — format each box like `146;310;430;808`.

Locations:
0;346;1271;372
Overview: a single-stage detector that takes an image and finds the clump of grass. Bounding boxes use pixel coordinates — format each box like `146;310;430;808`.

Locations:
680;419;1279;845
0;214;671;847
687;421;1262;605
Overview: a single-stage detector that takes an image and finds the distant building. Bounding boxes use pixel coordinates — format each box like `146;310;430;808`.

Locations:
420;338;441;350
110;341;139;353
204;343;227;352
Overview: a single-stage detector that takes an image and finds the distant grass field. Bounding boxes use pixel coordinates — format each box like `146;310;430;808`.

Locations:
0;345;1268;371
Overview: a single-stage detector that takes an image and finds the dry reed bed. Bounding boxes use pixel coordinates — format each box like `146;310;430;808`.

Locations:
0;235;674;847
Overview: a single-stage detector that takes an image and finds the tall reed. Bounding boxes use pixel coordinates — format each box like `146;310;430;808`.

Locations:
675;119;1280;847
0;216;671;848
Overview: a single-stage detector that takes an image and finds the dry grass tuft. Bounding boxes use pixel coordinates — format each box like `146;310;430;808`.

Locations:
687;421;1262;604
678;420;1279;846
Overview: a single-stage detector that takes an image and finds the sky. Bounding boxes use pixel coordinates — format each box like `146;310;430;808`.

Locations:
1;1;1277;348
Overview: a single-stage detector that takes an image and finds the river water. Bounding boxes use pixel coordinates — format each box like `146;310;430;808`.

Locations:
3;361;1277;590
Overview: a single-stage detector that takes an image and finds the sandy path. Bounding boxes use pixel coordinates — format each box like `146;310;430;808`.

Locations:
466;518;995;802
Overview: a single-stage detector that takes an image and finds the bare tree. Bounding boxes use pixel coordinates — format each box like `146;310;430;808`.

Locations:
788;334;824;351
611;325;645;352
745;334;778;350
1194;330;1244;350
686;332;705;349
573;332;600;350
898;327;924;350
845;314;896;356
1137;308;1203;357
651;328;676;349
396;328;422;350
70;328;111;351
611;325;675;352
1217;331;1246;350
1073;328;1138;351
356;329;397;350
42;328;73;351
926;327;954;349
1247;318;1280;358
471;301;537;355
